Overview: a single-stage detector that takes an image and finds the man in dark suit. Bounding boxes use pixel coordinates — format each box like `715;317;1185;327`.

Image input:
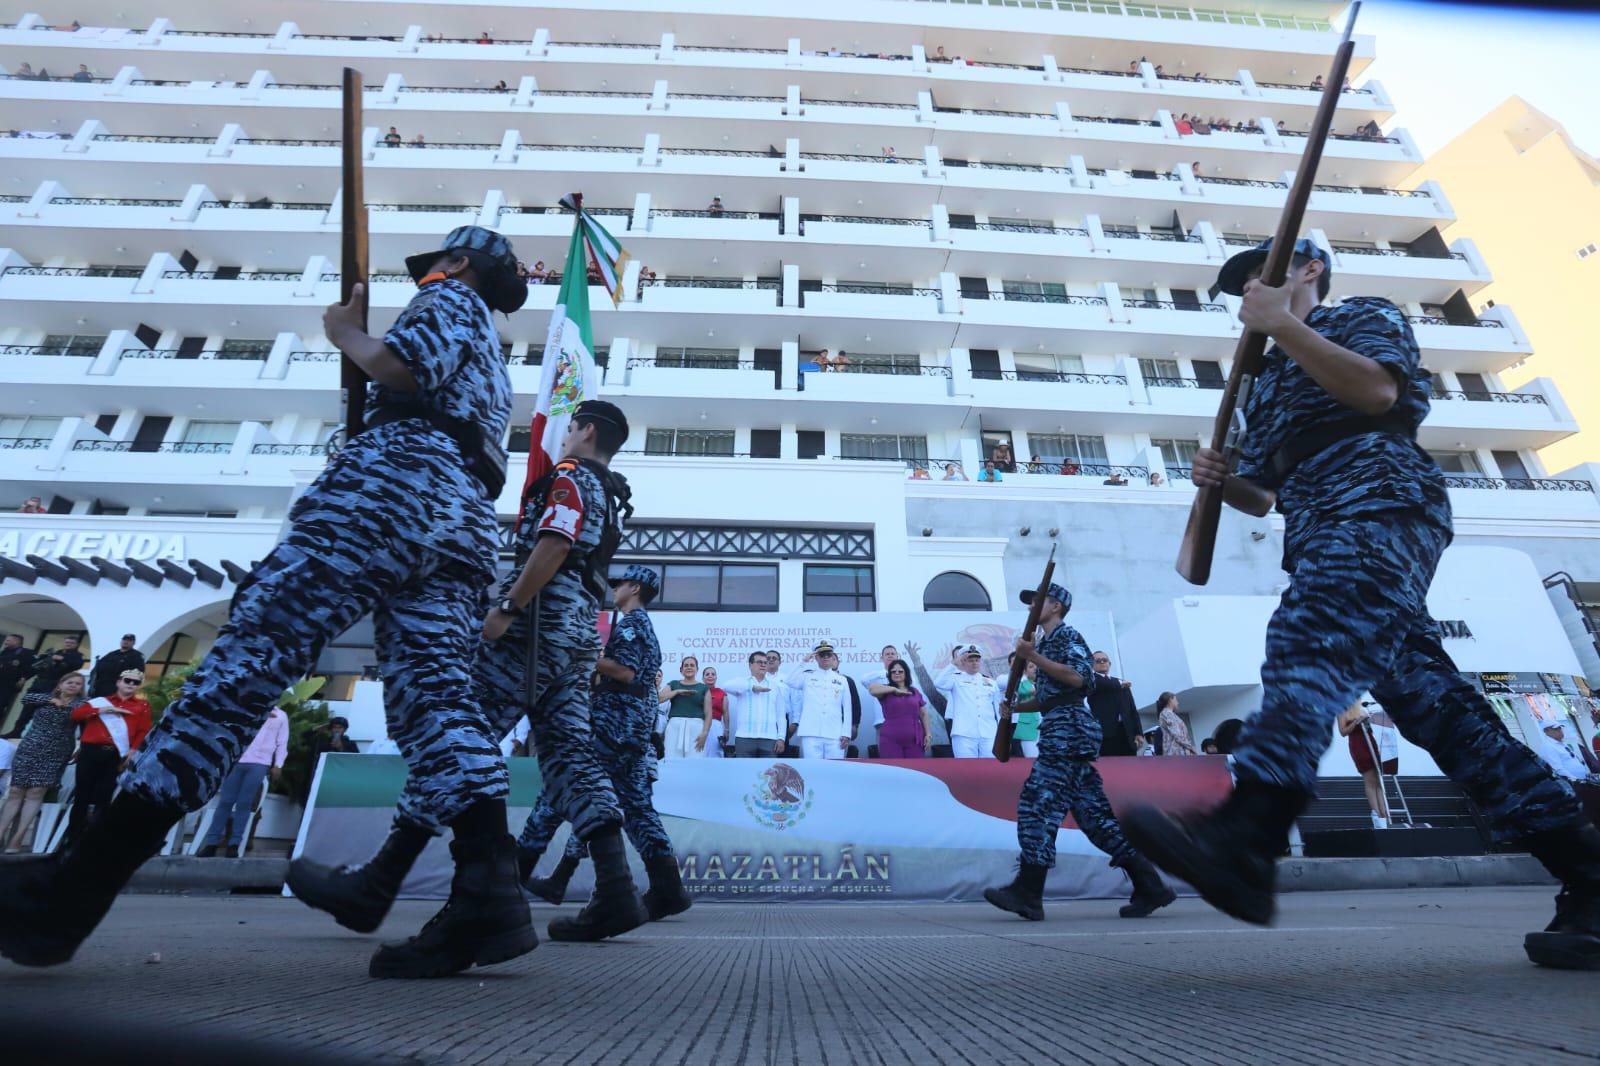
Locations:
88;634;145;699
1086;651;1142;758
9;635;83;738
0;634;34;731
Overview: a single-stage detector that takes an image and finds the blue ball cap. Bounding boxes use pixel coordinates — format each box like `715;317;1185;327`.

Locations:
1019;582;1073;613
404;225;528;313
610;564;659;602
1215;236;1333;297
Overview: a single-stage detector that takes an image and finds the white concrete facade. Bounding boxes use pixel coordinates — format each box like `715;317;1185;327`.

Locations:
3;2;1599;765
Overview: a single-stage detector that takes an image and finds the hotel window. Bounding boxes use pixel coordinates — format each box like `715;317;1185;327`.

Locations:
840;434;929;464
923;571;992;611
804;565;875;612
1000;280;1067;302
216;338;273;360
1152;438;1201;469
644;429;736;456
1026;433;1109;466
1013;353;1085;381
40;333;105;357
0;415;62;441
607;562;778;612
655;346;739;369
1430;451;1482;475
849;353;923;376
143;631;201;683
178;420;240;452
1139;358;1183;384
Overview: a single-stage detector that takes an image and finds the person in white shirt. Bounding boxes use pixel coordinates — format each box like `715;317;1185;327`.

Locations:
766;649;800;727
936;644;1002;758
1539;721;1593;782
785;642;852;760
498;716;530;758
722;651;789;757
854;644;901;753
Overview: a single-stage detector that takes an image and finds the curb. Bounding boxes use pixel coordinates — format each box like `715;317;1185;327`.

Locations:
1276;853;1553;893
128;856;288;894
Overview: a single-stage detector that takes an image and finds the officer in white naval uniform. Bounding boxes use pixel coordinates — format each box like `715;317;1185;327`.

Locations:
785;641;853;760
935;644;1002;758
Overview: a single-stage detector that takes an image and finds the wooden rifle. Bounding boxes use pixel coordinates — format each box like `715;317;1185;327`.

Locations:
339;67;370;443
1175;2;1362;585
994;544;1056;762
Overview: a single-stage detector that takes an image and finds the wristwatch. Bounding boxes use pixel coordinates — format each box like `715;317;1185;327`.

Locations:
495;596;523;616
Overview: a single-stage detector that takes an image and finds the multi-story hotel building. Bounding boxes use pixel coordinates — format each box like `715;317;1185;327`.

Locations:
3;1;1598;766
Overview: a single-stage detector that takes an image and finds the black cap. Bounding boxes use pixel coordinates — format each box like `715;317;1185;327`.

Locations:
1214;237;1333;297
574;399;630;445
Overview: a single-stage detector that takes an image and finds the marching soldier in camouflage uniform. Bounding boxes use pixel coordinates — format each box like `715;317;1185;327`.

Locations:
1;226;536;979
1124;238;1600;971
521;566;691;921
985;583;1173;922
292;399;651;944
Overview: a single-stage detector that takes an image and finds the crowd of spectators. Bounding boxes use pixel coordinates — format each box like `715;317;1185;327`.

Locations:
1175;113;1265;136
626;639;1188;762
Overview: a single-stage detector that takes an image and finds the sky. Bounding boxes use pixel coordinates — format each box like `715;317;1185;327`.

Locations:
1359;1;1600;158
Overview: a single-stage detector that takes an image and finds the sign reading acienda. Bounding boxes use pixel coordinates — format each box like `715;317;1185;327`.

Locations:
0;529;187;562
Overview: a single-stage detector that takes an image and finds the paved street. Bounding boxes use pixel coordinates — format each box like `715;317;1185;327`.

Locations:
2;887;1595;1064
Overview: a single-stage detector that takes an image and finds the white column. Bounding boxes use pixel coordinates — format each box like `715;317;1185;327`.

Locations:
65;119;105;153
784;137;800;172
931;203;950;242
399;25;421;53
659;32;676;61
917;90;933;123
782;196;799;237
921;144;944;178
1069;154;1090;187
242;69;270;100
939;271;960;312
529;28;549;57
1194;220;1223;260
107;65;137;96
514;75;536;108
642;132;661;167
650;79;668;111
780;342;799;399
1102;282;1128;324
260;332;299;381
787;39;802;67
782;263;799;309
786;85;801;116
269;22;297;50
174;183;210;221
296;255;331;298
133;252;179;295
478;189;506;228
1157;109;1178;140
377;72;403;104
494;129;520;164
92;331;136;376
208;122;242;158
631;191;652;232
1238;69;1259;96
140;17;170;44
19;179;65;218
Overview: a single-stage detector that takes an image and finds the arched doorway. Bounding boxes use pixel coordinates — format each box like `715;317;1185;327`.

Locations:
923;571;992;611
0;591;91;734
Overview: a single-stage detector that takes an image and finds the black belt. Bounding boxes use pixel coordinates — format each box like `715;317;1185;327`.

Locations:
595;678;653;698
365;406;507;498
1265;413;1415;484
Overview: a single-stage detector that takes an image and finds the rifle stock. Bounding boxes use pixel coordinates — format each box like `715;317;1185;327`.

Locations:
340;68;370;441
1174;2;1362;585
995;546;1056;762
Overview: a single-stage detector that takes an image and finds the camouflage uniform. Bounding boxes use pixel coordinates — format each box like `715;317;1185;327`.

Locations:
1016;618;1136;868
517;604;673;862
466;460;627;845
1230;296;1581;837
122;277;512;824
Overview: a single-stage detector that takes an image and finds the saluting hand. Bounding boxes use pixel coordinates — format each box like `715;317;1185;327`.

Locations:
1190;446;1229;489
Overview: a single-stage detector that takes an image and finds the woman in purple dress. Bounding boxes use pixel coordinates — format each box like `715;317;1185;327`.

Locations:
869;659;932;758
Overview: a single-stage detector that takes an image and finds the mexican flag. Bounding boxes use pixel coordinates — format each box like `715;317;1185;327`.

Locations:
516;196;629;515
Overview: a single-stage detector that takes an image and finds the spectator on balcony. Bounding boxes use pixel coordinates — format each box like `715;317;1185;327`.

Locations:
1311;75;1324;91
19;497;46;514
814;348;835;372
909;465;930;481
586;261;601;285
1192;161;1204;179
1059;459;1080;476
978;460;1003;483
832;350;851;372
707;196;725;216
942;462;967;481
529;260;549;284
477;31;494;44
1176;114;1194;136
1149;472;1166;487
383;126;402;147
1191;116;1211;135
1128;59;1140;74
71;64;93;83
410;133;426;148
883;146;898;163
13;63;36;80
991;441;1017;473
636;267;656;298
1103;472;1129;486
494;80;508;92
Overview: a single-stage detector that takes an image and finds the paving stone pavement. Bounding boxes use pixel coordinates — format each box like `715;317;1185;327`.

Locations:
1;887;1595;1064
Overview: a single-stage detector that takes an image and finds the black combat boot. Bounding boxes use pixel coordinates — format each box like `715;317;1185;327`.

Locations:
983;862;1047;921
641;852;692;921
288;822;432;933
1115;854;1177;918
1521;822;1600;971
525;853;581;905
1122;779;1309;926
194;844;218;858
547;827;648;942
0;794;177;967
367;833;537;979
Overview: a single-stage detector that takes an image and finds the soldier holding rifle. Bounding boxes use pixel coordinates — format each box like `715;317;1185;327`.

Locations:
985;580;1174;922
1123;238;1600;970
